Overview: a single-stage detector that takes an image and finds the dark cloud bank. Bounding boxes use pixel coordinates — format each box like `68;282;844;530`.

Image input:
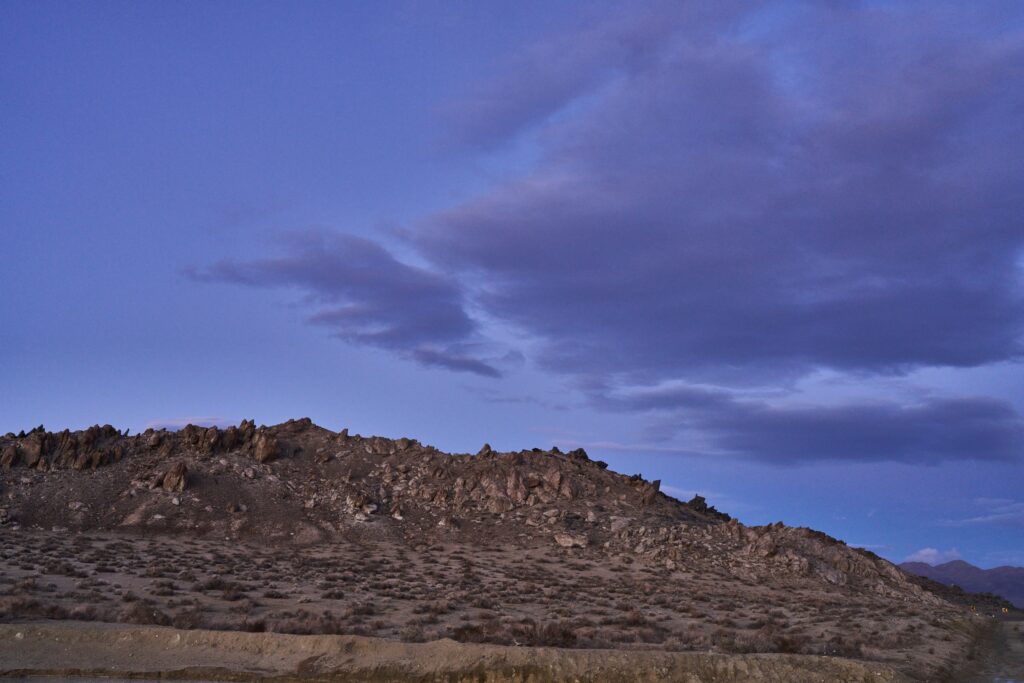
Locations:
195;3;1024;464
601;384;1023;464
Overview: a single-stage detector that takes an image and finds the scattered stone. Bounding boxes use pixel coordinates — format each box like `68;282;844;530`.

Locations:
554;532;587;548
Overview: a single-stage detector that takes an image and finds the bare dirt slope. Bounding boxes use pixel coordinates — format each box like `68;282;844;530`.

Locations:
0;622;908;682
0;419;1013;681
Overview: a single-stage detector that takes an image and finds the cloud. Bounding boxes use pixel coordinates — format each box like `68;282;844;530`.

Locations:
904;547;962;565
600;382;1024;464
411;348;501;378
703;397;1024;465
438;3;748;147
945;498;1024;528
189;2;1024;464
417;3;1024;384
189;232;501;377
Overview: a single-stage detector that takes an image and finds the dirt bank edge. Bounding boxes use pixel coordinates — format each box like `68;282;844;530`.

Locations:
0;621;907;682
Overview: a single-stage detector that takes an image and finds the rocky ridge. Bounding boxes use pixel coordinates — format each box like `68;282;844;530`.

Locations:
0;419;960;605
0;418;1009;681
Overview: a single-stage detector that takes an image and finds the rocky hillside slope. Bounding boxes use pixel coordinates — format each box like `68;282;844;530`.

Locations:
0;419;1010;680
0;419;955;597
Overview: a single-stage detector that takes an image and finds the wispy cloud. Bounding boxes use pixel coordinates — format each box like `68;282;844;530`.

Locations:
904;547;962;565
944;499;1024;528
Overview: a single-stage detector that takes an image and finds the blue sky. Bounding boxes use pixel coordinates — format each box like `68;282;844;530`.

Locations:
2;1;1022;568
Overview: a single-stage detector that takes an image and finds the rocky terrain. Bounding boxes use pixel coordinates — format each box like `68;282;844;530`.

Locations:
0;419;1017;681
902;560;1024;609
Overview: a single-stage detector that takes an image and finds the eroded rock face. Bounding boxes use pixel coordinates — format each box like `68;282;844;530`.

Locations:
161;462;188;493
1;445;18;468
253;433;278;463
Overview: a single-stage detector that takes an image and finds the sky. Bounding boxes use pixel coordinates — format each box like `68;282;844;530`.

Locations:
2;1;1022;568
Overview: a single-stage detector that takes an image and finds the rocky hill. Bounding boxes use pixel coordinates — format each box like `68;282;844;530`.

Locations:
0;419;1013;681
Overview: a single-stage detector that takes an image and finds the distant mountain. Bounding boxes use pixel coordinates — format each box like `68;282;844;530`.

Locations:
900;559;1024;608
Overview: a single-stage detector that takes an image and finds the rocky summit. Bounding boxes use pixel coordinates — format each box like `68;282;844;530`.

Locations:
0;419;1014;681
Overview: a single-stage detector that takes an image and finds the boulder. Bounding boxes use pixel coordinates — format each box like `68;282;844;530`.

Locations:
161;462;188;493
20;434;43;468
253;433;279;463
566;447;589;462
687;494;730;521
145;430;163;449
641;480;661;505
554;532;587;548
1;445;18;469
201;427;220;454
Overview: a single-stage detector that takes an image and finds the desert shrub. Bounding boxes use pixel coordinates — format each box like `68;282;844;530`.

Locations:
347;601;376;617
0;597;69;620
266;609;347;635
602;609;649;627
470;595;497;609
118;602;171;626
221;586;245;601
516;619;579;648
413;599;453;616
451;616;510;644
399;624;427;642
242;619;266;632
171;606;205;630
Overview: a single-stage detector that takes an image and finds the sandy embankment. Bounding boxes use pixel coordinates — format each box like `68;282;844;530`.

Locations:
0;621;907;682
